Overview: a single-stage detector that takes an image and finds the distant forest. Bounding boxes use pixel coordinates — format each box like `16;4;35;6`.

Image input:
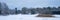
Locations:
0;2;60;16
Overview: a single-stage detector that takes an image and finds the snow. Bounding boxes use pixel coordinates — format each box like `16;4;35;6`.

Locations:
0;14;60;20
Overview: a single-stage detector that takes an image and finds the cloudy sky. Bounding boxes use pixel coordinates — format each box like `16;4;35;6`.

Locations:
0;0;60;9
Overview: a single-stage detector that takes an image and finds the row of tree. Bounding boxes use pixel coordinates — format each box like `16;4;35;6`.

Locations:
19;6;60;14
0;2;60;15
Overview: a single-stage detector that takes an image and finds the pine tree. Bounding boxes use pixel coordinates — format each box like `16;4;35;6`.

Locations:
0;3;1;13
31;9;35;14
22;7;28;14
15;8;18;14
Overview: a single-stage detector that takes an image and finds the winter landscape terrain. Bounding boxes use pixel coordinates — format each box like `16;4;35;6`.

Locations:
0;14;60;20
0;0;60;20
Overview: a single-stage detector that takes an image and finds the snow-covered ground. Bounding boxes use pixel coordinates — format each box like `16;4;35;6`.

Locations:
0;14;60;20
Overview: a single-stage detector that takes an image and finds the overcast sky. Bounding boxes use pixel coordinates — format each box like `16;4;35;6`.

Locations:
0;0;60;10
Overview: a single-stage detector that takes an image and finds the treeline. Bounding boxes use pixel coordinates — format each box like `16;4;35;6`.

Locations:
1;6;60;15
0;2;60;16
19;6;60;15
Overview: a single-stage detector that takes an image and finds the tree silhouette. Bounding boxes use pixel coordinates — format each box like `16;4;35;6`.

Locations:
0;3;1;13
15;8;18;14
46;6;52;14
22;7;28;14
31;8;36;14
58;6;60;8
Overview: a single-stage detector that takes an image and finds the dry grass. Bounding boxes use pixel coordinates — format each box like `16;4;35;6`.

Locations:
36;14;54;17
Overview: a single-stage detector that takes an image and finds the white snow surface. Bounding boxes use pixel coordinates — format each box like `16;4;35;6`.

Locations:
0;14;60;20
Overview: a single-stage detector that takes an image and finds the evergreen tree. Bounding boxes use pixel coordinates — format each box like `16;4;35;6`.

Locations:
31;8;36;14
47;6;51;10
58;6;60;8
3;3;9;15
15;8;18;14
22;7;28;14
46;6;52;14
58;6;60;10
0;3;1;13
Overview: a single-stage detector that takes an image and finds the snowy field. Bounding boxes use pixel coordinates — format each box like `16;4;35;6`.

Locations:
0;14;60;20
